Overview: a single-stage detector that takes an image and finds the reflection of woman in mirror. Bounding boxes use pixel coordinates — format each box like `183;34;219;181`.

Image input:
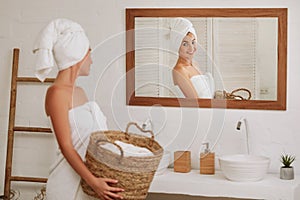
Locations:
170;18;214;98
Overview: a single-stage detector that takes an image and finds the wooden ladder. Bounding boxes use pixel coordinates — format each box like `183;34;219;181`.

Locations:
3;48;55;199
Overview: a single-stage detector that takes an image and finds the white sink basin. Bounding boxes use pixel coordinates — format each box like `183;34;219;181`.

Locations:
219;154;270;182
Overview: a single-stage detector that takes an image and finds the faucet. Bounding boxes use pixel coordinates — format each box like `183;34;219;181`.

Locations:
142;118;153;131
236;117;250;154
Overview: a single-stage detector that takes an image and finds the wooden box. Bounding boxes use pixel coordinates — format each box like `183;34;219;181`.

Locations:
174;151;191;173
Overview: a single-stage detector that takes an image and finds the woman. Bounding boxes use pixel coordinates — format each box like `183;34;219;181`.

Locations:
170;18;214;99
33;18;124;200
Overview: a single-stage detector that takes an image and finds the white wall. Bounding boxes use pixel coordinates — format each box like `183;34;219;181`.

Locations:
1;0;300;199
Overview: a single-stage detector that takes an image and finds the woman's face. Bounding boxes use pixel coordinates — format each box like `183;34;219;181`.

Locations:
178;32;197;61
78;48;92;76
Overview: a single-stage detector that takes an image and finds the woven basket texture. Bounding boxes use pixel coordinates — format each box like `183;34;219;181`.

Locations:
81;128;163;200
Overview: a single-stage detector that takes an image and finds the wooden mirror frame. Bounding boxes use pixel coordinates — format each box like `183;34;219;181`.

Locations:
126;8;287;110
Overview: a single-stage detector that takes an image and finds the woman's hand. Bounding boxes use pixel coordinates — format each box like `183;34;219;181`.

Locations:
89;177;124;200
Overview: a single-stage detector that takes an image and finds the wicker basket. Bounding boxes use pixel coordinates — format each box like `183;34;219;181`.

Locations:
81;122;163;200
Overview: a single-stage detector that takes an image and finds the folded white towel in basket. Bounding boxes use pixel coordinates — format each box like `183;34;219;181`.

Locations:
101;140;154;157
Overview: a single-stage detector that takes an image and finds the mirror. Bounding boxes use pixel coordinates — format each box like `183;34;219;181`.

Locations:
126;8;287;110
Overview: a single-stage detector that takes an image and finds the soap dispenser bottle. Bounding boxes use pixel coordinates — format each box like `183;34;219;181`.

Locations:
200;142;215;175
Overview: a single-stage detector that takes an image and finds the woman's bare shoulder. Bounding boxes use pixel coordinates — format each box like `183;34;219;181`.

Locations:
72;86;88;107
45;85;71;116
173;64;184;71
173;64;190;77
74;86;86;96
46;85;72;99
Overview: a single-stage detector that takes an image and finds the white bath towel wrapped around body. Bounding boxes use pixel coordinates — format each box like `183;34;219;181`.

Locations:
46;101;107;200
190;73;215;98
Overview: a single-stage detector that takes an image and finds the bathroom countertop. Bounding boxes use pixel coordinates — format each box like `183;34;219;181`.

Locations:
149;169;300;200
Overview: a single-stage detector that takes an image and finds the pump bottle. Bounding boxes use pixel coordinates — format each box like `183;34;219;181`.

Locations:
200;142;215;174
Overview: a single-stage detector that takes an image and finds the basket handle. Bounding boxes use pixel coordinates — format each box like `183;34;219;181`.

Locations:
125;122;155;145
229;88;252;100
96;140;124;158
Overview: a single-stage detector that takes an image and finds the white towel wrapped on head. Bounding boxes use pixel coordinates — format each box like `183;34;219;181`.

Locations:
32;18;90;82
169;17;197;54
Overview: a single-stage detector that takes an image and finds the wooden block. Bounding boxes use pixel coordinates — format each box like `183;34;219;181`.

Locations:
200;152;215;174
174;151;191;173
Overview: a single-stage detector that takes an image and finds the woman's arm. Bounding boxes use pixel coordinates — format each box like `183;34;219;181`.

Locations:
46;87;124;200
172;67;199;98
